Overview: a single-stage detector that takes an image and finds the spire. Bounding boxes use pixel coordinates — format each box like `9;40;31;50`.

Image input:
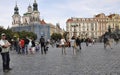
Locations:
15;1;17;6
28;4;32;8
33;0;38;11
28;4;32;12
12;1;21;26
14;2;19;14
34;0;36;3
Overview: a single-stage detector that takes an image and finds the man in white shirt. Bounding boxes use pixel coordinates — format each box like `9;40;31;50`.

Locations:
0;33;12;72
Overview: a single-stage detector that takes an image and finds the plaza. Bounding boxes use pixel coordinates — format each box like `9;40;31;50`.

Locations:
0;43;120;75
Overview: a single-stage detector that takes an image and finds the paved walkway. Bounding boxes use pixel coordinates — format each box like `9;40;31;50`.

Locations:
0;43;120;75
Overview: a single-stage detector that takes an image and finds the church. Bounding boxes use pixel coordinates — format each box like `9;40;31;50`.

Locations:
11;0;50;41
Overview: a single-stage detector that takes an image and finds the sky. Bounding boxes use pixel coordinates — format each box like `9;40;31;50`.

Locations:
0;0;120;30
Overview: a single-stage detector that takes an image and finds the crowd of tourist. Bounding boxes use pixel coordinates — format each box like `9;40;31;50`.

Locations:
0;32;119;72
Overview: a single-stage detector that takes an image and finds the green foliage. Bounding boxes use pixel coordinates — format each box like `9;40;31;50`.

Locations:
0;26;37;40
63;31;68;39
15;31;37;40
51;33;62;41
0;27;14;41
0;26;5;34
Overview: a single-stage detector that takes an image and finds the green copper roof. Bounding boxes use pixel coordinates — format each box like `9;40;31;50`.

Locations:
23;12;32;15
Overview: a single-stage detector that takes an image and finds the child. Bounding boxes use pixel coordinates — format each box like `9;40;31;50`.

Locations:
35;43;40;52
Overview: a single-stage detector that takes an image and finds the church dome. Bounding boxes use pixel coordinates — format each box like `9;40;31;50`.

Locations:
14;4;19;14
33;2;37;7
14;5;18;11
33;0;38;11
28;5;32;8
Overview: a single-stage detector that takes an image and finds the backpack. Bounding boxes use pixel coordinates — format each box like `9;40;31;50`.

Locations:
40;38;45;43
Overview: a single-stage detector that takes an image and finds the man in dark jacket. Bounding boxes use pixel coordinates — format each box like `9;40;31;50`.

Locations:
76;36;82;50
39;36;46;54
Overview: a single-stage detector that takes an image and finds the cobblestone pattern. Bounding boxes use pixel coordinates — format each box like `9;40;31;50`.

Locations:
0;43;120;75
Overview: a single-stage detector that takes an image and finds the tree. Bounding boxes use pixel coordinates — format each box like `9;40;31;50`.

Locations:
0;26;5;34
63;31;69;40
17;31;37;40
0;27;37;41
0;26;13;41
51;33;62;41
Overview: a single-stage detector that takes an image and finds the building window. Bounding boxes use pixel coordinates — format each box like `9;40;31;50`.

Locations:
95;23;97;31
91;23;94;31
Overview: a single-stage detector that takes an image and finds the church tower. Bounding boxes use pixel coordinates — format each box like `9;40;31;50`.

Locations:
33;0;38;11
22;4;33;25
28;4;32;13
12;3;21;26
32;0;40;23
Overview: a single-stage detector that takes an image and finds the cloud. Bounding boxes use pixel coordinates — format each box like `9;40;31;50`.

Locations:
0;0;120;29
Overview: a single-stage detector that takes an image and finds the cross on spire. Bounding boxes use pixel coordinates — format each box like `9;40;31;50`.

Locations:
15;0;17;7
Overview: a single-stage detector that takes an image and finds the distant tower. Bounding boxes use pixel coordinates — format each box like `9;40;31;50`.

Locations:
33;0;38;11
32;0;40;23
28;4;32;13
22;4;33;25
12;3;21;26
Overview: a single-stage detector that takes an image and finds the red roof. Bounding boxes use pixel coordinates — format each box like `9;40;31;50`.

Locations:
40;19;46;25
108;14;116;18
66;18;73;23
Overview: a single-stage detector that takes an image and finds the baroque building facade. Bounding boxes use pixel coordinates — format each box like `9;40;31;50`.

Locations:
66;13;120;39
12;0;50;40
49;23;64;36
12;0;64;40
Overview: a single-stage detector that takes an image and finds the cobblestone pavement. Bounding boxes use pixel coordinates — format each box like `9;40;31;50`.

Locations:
0;43;120;75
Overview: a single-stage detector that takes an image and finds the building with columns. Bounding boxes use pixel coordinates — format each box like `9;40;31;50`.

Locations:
66;13;120;39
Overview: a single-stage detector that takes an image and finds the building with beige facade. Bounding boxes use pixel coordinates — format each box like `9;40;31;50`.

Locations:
66;13;120;39
49;23;64;36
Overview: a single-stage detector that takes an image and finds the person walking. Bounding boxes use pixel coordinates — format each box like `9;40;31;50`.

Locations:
85;38;89;46
31;38;36;54
14;38;19;53
60;37;66;55
76;36;82;50
103;34;112;49
35;43;40;52
70;36;77;55
39;36;46;54
0;33;12;72
19;38;25;54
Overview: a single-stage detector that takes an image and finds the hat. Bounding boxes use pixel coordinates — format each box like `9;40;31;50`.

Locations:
1;33;6;36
